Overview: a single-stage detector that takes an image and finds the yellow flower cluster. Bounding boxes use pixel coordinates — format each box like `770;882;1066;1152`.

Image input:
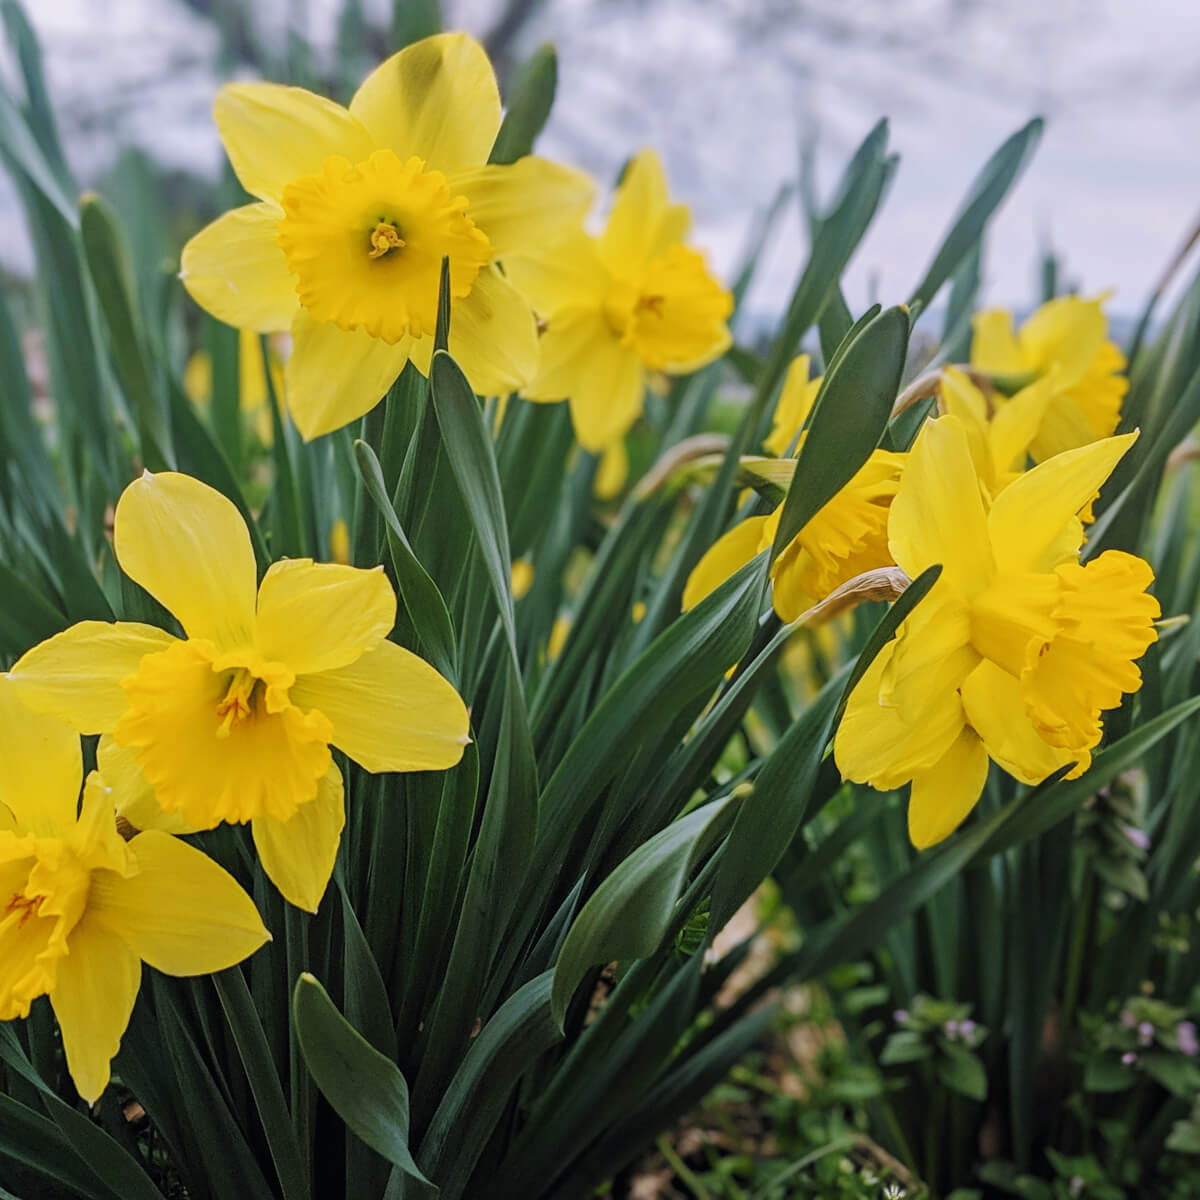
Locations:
180;33;731;451
4;472;469;1101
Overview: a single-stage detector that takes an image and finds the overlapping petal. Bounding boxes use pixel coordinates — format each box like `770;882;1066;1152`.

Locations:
252;767;345;913
115;472;259;651
0;678;81;835
255;559;395;676
290;638;469;773
179;203;298;332
446;266;540;398
8;620;175;734
285;310;413;440
906;727;989;850
349;33;501;172
90;829;269;974
214;82;375;204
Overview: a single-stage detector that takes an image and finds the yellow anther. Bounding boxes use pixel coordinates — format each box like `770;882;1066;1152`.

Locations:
216;670;258;737
368;221;406;259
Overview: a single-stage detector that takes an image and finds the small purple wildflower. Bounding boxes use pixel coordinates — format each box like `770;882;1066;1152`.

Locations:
892;1009;908;1025
1120;823;1150;852
944;1019;961;1040
1138;1021;1155;1047
1120;1008;1137;1029
1177;1021;1198;1056
1122;1051;1138;1066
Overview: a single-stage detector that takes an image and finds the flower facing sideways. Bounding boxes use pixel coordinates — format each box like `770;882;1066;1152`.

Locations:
834;415;1159;849
683;356;905;621
180;33;593;440
0;679;268;1104
9;472;470;911
970;295;1128;463
507;149;732;452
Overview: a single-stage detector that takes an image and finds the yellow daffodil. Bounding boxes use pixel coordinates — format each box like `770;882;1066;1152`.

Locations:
8;471;470;911
763;355;823;457
180;33;594;440
834;415;1159;850
507;149;732;452
184;328;286;446
0;680;268;1104
970;295;1128;462
683;356;904;621
510;558;535;600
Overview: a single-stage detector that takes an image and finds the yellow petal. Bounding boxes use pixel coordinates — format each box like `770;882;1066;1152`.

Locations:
447;266;539;398
115;472;258;652
285;310;412;440
290;639;469;773
214;82;375;204
599;149;689;277
51;916;141;1104
834;631;969;791
987;432;1138;574
938;366;993;481
349;33;500;172
97;735;194;835
179;203;298;332
504;229;609;314
0;677;80;835
888;415;993;596
682;517;771;611
7;621;175;734
988;374;1053;476
906;726;989;850
449;157;595;260
594;439;629;501
764;356;821;457
251;766;345;913
970;309;1025;375
1018;296;1105;386
255;559;395;676
960;659;1073;785
90;830;269;975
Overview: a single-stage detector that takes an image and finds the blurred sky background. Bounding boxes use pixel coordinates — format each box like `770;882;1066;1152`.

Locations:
3;0;1198;323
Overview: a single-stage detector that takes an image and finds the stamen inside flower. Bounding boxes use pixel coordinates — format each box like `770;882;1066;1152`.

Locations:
117;641;333;828
368;220;406;259
277;149;492;343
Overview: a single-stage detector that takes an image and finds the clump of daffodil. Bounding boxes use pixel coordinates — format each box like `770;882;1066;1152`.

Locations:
683;355;905;621
506;148;732;452
9;471;470;912
180;33;593;440
184;328;285;446
834;415;1159;850
970;294;1128;462
0;679;268;1104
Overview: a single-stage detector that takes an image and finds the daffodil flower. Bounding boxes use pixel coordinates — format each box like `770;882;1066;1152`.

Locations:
683;356;905;621
970;295;1128;462
507;149;732;452
180;33;594;440
834;415;1159;849
9;472;470;911
0;680;268;1104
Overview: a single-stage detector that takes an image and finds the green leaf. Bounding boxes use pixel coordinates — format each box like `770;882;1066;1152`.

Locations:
490;45;557;164
79;192;172;471
0;86;77;227
937;1040;988;1101
355;439;458;683
0;1026;163;1200
1083;1057;1135;1094
429;348;519;662
908;118;1042;313
770;305;908;558
292;973;436;1195
551;794;737;1028
879;1031;931;1065
417;971;561;1200
212;969;310;1200
0;1093;119;1200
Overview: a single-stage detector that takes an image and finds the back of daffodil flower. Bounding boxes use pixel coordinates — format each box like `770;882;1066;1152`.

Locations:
0;679;268;1104
179;33;594;440
834;415;1159;850
684;355;905;622
969;295;1128;463
8;471;470;913
507;148;733;453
